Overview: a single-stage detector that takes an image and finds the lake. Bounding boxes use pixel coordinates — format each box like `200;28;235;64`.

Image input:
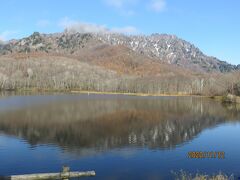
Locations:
0;93;240;179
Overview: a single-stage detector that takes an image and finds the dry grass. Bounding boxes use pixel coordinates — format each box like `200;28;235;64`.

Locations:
173;171;234;180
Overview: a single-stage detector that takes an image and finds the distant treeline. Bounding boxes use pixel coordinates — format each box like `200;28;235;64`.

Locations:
0;56;239;96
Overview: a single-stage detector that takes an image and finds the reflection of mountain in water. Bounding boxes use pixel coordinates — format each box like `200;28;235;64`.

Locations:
0;95;239;153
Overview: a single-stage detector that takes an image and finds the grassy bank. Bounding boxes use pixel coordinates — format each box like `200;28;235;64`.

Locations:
1;87;209;97
70;90;205;97
211;94;240;104
223;94;240;104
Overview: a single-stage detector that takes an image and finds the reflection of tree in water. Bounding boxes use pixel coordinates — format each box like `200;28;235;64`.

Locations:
0;95;239;153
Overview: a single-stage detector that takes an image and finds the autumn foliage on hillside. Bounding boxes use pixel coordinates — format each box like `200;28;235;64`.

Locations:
0;50;239;96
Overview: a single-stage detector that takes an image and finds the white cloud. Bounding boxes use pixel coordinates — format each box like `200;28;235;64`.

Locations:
59;17;138;35
36;20;51;28
59;17;109;34
0;30;18;41
149;0;166;12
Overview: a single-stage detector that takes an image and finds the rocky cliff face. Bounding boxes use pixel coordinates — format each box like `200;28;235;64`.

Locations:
0;31;239;73
98;33;239;72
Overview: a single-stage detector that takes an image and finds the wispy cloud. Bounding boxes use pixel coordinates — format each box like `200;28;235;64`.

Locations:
111;26;138;34
149;0;166;12
0;30;18;41
36;19;51;28
104;0;138;8
59;17;109;34
104;0;125;8
59;17;138;35
104;0;138;16
103;0;167;14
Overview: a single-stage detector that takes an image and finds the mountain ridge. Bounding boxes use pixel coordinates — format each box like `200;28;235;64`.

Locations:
0;31;239;73
97;33;239;72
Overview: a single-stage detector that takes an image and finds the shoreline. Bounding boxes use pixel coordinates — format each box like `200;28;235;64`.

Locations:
70;90;208;97
0;88;209;98
3;88;240;102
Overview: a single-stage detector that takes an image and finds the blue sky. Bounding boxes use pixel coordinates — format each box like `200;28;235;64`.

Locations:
0;0;239;65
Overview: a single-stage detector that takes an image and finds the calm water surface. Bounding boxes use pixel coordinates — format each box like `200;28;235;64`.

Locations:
0;93;240;179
